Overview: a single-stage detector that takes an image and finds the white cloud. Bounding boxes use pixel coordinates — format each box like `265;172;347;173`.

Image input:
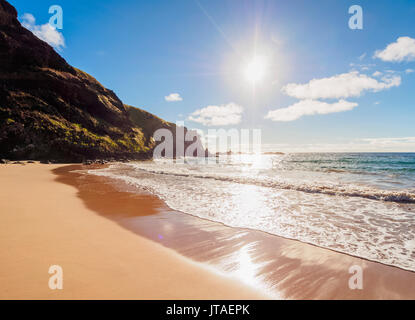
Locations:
20;13;65;50
281;71;401;100
358;53;366;61
261;137;415;153
188;103;243;126
349;62;375;70
265;99;358;122
374;36;415;62
165;93;183;102
361;136;415;145
21;12;35;25
372;71;382;77
406;68;414;74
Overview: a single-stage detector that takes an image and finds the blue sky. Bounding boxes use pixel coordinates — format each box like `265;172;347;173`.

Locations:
10;0;415;151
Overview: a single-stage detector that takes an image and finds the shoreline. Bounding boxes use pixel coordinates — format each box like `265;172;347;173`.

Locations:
0;163;268;299
1;162;415;299
56;164;415;299
83;166;415;275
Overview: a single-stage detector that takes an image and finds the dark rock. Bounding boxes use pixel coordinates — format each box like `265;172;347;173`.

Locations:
0;159;10;164
0;0;205;162
83;159;108;165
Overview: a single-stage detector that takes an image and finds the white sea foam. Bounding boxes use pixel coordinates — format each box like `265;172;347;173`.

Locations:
89;156;415;272
126;163;415;203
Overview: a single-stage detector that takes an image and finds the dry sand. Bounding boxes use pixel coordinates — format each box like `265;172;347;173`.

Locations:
0;163;268;299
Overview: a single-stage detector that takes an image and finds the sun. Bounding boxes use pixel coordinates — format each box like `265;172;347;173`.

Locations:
244;56;267;84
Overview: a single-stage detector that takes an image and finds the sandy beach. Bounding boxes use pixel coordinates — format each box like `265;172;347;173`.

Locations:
2;0;415;303
0;163;268;299
1;162;415;300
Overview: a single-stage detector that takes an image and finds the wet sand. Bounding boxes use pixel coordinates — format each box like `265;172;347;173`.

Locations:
54;164;415;299
0;163;268;299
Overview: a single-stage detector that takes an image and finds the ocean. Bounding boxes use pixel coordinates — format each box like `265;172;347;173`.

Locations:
89;153;415;272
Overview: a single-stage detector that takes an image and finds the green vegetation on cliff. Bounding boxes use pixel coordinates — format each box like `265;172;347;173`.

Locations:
0;0;181;162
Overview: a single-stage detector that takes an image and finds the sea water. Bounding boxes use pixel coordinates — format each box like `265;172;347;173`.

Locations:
90;153;415;272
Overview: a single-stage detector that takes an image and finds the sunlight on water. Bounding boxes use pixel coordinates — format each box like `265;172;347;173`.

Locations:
229;243;276;296
90;153;415;272
235;244;257;285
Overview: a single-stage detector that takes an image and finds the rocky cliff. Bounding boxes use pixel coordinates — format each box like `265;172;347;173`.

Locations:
0;0;201;162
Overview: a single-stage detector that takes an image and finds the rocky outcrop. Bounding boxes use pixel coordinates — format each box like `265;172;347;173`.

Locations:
0;0;203;162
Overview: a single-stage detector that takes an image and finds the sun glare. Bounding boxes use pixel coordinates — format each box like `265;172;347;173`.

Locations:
244;56;266;84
